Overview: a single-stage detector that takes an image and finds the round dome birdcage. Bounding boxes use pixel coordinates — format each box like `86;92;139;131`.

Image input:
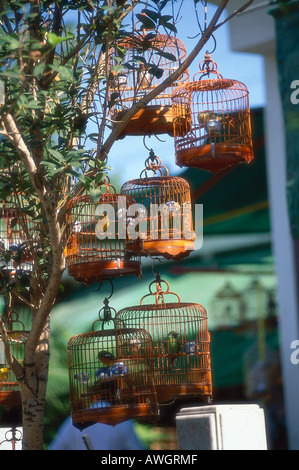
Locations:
120;151;195;260
0;309;29;408
65;179;142;284
67;296;159;429
172;53;254;174
116;274;212;405
108;26;190;138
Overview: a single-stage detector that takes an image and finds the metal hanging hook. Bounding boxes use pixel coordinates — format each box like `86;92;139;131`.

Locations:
94;278;114;300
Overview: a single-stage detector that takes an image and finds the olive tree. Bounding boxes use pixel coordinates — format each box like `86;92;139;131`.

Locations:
0;0;253;450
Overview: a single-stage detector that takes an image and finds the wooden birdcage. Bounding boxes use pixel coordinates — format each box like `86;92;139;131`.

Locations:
65;180;142;284
172;53;254;174
109;26;190;138
120;150;195;260
67;297;159;429
116;274;213;405
0;309;29;408
0;198;35;275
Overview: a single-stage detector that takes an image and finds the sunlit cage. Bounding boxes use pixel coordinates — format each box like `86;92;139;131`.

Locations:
108;25;190;138
116;274;212;405
0;309;29;408
67;296;159;429
120;150;196;260
65;179;142;285
0;197;36;276
172;53;254;174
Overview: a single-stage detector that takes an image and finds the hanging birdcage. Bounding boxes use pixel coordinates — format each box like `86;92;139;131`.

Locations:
67;295;159;429
172;53;254;174
65;179;142;284
108;24;190;138
116;274;212;405
211;281;244;329
0;197;36;277
120;150;196;260
0;309;29;408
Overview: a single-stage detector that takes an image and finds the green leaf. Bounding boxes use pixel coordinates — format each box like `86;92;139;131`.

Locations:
89;187;103;204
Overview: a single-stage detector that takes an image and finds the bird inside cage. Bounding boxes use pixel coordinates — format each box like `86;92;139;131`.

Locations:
116;274;213;405
65;179;142;284
0;309;29;408
67;294;159;429
121;150;196;260
108;28;190;138
172;53;254;174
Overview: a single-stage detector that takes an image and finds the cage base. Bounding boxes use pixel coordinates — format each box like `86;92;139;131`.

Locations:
72;403;159;430
113;105;176;137
0;390;22;408
175;143;254;174
68;260;142;284
142;239;194;260
156;383;213;405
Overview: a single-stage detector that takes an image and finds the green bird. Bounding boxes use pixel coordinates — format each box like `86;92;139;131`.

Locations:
163;331;181;360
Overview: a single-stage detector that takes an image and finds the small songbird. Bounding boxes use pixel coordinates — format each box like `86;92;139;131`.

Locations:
74;372;90;384
96;212;110;234
0;367;9;382
97;350;117;366
163;331;181;356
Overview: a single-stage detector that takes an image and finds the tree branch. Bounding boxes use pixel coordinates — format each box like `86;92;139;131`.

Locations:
213;0;255;31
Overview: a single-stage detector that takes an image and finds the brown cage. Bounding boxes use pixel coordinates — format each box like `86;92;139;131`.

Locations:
172;54;254;174
65;180;142;284
120;151;195;260
116;275;213;405
0;198;36;274
0;310;29;408
67;298;159;429
108;29;189;138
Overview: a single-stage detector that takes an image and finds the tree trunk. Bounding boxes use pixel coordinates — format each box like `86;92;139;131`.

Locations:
20;318;50;450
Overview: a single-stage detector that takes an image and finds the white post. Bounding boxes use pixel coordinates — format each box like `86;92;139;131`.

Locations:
263;53;299;450
176;404;267;450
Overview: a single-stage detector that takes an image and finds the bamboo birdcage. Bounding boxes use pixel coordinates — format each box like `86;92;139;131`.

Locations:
68;297;159;429
0;198;36;275
0;309;29;408
65;180;142;285
172;53;254;174
120;151;195;260
116;275;213;405
108;26;190;138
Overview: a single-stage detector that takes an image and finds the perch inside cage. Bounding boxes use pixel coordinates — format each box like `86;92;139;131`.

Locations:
67;296;159;429
120;151;195;260
65;179;142;284
0;309;29;408
116;274;212;405
109;26;190;138
172;53;254;174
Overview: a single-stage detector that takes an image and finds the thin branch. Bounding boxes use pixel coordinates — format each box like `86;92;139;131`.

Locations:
213;0;255;31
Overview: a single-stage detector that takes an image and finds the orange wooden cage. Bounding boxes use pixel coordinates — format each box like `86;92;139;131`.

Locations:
116;274;213;405
68;298;159;429
109;29;189;138
120;151;196;260
172;53;254;174
65;181;142;284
